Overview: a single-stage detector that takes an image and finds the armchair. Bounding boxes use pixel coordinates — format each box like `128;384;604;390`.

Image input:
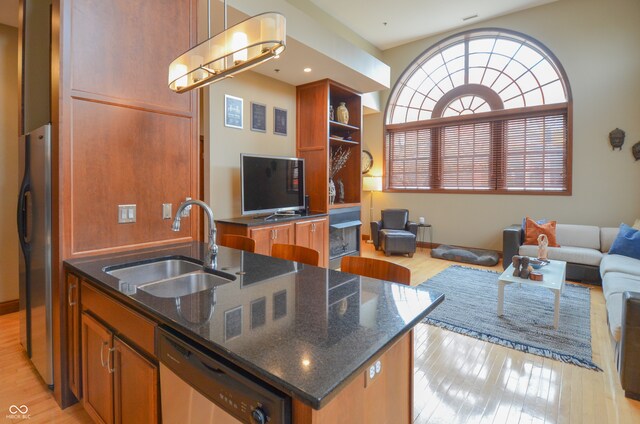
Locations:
371;209;418;257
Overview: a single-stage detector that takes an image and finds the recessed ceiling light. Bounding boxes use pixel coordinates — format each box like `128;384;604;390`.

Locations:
303;67;312;73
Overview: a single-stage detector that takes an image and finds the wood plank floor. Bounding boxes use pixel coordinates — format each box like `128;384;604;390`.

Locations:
1;244;638;423
360;243;640;424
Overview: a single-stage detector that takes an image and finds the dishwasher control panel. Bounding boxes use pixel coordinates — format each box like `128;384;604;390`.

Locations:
158;328;291;424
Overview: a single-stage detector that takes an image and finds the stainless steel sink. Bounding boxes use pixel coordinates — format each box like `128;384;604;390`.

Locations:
138;273;231;298
104;258;202;286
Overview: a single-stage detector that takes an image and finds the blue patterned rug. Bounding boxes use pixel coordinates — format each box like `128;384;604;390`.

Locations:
419;265;600;370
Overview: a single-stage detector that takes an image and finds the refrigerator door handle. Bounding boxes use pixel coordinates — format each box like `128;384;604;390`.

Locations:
17;177;31;254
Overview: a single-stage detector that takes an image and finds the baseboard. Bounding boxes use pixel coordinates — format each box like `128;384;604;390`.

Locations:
0;299;19;316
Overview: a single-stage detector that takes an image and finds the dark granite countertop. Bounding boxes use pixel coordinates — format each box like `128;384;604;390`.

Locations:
65;242;443;409
216;212;328;227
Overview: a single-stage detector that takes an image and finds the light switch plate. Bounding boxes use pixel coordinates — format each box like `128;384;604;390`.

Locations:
162;203;172;220
118;204;136;223
180;197;192;218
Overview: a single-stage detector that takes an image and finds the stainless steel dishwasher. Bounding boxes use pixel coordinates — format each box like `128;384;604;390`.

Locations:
157;328;291;424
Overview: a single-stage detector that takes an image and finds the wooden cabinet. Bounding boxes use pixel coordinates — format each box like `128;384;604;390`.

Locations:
295;217;328;267
82;313;114;424
296;80;362;213
113;337;159;424
81;312;158;424
66;273;81;399
249;222;294;255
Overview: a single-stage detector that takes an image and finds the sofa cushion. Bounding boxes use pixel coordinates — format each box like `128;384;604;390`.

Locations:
555;224;600;250
602;272;640;302
519;245;603;266
600;227;619;253
600;253;640;278
609;223;640;260
607;292;623;342
524;218;559;247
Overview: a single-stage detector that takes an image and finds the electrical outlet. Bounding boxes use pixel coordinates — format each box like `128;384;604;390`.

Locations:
118;204;136;223
180;197;192;218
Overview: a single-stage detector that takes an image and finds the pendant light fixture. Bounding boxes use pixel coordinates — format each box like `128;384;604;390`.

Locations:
168;0;286;93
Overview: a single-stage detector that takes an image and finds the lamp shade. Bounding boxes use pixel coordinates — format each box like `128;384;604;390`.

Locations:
168;12;286;93
363;176;382;192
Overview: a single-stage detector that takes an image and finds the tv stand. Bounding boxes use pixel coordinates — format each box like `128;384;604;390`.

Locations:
215;214;329;267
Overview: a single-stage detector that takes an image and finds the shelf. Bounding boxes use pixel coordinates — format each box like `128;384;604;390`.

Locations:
329;120;360;131
329;137;359;145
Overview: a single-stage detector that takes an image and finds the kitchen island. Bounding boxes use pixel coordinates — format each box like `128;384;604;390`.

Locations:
65;242;443;423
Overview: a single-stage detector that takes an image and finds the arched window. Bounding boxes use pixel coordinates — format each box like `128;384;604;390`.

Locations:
385;29;572;193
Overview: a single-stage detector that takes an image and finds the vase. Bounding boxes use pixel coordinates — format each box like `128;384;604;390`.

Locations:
337;179;345;203
329;105;335;121
336;102;349;124
328;179;336;204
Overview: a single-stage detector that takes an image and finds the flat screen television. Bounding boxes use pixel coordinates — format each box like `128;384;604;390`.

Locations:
241;154;305;216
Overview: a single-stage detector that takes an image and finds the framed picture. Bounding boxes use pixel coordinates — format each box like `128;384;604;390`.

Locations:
224;95;243;129
251;102;267;132
274;107;287;136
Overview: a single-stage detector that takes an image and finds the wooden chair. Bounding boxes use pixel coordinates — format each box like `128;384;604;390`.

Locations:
271;243;320;267
340;256;411;285
219;234;256;253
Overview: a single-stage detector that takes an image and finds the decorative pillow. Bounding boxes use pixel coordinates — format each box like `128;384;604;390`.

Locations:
633;219;640;230
609;223;640;260
521;217;547;232
524;217;559;247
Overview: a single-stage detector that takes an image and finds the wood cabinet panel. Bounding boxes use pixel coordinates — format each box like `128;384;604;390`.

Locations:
249;223;294;255
70;0;193;113
81;282;156;356
113;337;158;424
295;218;328;267
82;312;114;424
292;331;412;424
66;273;81;399
70;99;194;254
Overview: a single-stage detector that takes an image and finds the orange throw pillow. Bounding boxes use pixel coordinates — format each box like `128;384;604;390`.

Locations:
524;217;559;247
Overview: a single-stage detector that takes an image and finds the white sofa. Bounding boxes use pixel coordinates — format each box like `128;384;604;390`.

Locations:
503;223;640;399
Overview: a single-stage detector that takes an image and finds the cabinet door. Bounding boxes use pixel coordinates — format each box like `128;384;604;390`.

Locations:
310;218;328;268
296;219;328;267
272;223;294;248
113;337;158;424
66;273;81;399
249;226;273;255
82;312;114;424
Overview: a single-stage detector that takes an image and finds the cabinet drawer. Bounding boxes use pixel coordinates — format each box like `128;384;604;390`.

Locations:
81;281;156;357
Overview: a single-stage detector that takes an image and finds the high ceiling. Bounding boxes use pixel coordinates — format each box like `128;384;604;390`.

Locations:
309;0;557;50
0;0;17;28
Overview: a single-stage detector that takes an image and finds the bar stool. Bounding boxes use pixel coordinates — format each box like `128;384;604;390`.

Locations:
271;244;320;267
220;234;256;253
340;256;411;285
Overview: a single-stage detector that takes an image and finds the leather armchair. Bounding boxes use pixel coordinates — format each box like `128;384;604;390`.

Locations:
371;209;418;257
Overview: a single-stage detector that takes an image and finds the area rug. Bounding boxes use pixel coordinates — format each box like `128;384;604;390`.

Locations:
419;265;601;370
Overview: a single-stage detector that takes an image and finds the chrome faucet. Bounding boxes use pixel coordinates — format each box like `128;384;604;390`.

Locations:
172;199;218;271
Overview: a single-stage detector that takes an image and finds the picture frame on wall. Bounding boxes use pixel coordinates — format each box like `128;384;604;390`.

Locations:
224;95;243;129
250;102;267;133
274;107;287;136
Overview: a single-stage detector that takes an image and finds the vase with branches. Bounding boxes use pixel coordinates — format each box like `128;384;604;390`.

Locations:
329;146;351;204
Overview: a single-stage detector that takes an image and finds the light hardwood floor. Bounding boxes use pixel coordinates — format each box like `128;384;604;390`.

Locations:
1;245;638;423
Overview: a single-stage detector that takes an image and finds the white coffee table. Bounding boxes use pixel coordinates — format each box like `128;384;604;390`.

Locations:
498;259;567;329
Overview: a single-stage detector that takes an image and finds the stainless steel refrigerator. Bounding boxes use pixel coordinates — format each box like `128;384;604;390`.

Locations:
17;123;53;387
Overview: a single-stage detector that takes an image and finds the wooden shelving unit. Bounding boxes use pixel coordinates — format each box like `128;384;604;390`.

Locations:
296;79;362;213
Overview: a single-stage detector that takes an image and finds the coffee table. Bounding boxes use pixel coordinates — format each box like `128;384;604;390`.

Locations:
497;259;567;329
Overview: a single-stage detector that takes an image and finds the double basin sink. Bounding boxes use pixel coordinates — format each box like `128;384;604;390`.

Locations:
104;257;234;298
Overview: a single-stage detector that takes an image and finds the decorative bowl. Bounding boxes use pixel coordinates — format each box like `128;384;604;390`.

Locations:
529;258;549;269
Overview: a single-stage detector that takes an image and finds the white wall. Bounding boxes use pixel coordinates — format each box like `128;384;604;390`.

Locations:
0;23;18;303
363;0;640;250
205;71;297;220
